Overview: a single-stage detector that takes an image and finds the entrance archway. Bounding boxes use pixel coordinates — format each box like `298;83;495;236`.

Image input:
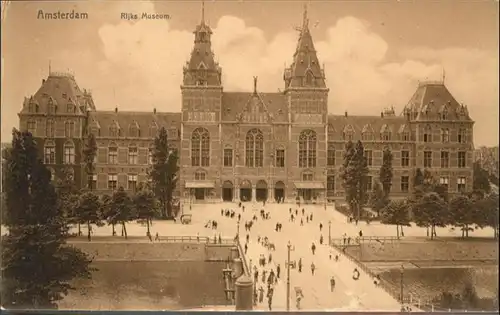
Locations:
240;180;252;202
194;188;205;200
256;180;268;202
274;181;285;202
222;181;233;202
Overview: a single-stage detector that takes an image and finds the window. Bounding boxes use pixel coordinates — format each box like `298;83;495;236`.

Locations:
27;120;36;135
458;151;466;168
109;123;119;137
191;128;210;167
364;150;373;166
343;131;353;141
149;123;158;138
439;177;449;191
276;149;285;168
382;132;391;141
128;146;138;164
327;144;335;166
441;128;449;143
223;149;233;167
423;125;432;143
441;109;448;120
108;144;118;164
440;151;449;168
66;104;73;113
63;141;75;164
195;171;206;180
401;150;410;167
302;173;313;181
458;128;467;144
424;151;432;168
305;71;314;86
89;174;97;190
400;176;409;192
65;121;75;138
46;119;55;138
245;129;264;167
44;141;56;164
129;123;140;137
362;132;373;141
128;174;138;191
327;175;335;197
108;174;118;190
457;177;466;193
298;130;317;168
365;176;373;191
148;145;154;164
401;132;410;141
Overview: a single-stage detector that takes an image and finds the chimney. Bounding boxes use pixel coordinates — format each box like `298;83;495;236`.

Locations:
344;111;348;117
381;112;384;118
253;76;258;94
42;79;46;84
153;108;157;114
115;107;118;113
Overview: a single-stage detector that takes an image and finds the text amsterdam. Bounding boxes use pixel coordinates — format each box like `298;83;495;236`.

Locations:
121;13;171;20
37;10;89;20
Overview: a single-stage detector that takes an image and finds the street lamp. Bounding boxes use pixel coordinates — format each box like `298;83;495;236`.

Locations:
236;218;240;240
328;221;331;246
400;264;405;304
286;241;295;311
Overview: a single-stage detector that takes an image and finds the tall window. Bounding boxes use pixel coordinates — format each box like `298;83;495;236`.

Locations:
63;141;75;164
66;103;74;113
27;120;37;135
381;131;391;141
364;150;373;166
245;129;264;167
343;131;353;141
195;171;206;180
441;109;448;120
440;151;449;168
365;176;373;191
401;150;410;167
128;174;138;191
458;151;466;168
223;149;233;167
276;149;285;168
191;128;210;167
327;175;335;197
65;121;75;138
46;119;55;138
441;128;449;143
423;125;432;143
128;146;138;164
424;151;432;168
108;174;118;190
400;176;409;192
457;177;466;192
458;128;467;144
129;123;140;137
298;130;317;168
401;131;410;141
108;143;118;164
439;177;449;191
302;172;313;181
327;144;336;166
109;123;119;137
44;141;56;164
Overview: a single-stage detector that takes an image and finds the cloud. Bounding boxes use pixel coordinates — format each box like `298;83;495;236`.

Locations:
4;1;498;146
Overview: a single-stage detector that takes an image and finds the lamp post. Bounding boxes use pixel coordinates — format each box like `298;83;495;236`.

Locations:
236;218;240;240
286;241;295;311
400;264;405;304
328;220;331;246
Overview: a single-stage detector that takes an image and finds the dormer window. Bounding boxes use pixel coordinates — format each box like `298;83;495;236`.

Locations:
149;122;158;138
62;93;67;99
402;131;410;141
381;132;391;141
129;122;140;138
441;109;448;120
305;71;314;86
109;122;120;137
362;132;373;141
67;104;74;113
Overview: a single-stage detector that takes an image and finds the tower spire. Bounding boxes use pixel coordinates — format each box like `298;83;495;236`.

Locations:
201;0;205;24
302;2;309;31
442;67;446;84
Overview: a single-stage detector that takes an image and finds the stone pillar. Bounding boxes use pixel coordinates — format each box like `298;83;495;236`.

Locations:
235;274;253;311
232;257;243;279
251;187;256;201
235;186;240;201
268;186;274;202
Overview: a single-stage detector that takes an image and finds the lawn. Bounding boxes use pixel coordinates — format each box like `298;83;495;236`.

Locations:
59;261;229;310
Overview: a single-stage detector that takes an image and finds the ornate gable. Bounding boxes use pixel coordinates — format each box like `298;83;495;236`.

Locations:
241;94;270;124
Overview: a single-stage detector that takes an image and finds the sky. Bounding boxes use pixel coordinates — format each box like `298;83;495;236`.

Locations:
1;0;498;146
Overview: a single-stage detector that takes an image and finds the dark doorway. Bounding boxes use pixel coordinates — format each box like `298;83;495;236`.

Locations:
256;180;268;202
194;188;205;200
240;189;252;202
300;189;312;201
274;181;285;202
222;181;233;202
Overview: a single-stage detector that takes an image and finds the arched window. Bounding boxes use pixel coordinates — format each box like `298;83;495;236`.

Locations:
63;141;75;164
44;140;56;164
108;142;118;164
195;170;206;180
423;125;432;143
191;128;210;167
27;120;37;135
65;121;75;138
441;128;450;143
46;119;55;138
458;128;467;144
109;122;120;137
245;129;264;167
298;130;317;168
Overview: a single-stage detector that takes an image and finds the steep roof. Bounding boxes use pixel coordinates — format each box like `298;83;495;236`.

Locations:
403;81;472;121
221;91;288;123
88;110;181;138
327;114;410;141
283;5;326;89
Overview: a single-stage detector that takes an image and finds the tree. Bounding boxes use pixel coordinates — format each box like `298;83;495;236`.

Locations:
77;192;104;241
369;180;387;216
473;161;491;194
475;192;499;239
341;141;357;216
149;127;179;219
56;167;81;235
82;133;98;191
449;194;475;238
133;186;159;235
380;199;411;238
100;194;118;236
111;187;134;239
380;147;393;197
1;129;93;308
412;192;448;240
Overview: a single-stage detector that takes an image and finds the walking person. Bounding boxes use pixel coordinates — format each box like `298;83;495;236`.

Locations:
330;276;336;292
319;223;323;231
311;242;316;255
320;235;324;245
311;262;316;275
276;264;281;279
298;258;302;273
258;286;264;303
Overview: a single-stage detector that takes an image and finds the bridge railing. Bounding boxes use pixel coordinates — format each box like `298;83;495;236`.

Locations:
329;235;400;246
160;235;235;245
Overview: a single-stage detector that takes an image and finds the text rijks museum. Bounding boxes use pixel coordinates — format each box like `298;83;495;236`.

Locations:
18;8;474;204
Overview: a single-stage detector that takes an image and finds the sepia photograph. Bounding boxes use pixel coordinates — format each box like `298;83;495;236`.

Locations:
0;0;498;312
